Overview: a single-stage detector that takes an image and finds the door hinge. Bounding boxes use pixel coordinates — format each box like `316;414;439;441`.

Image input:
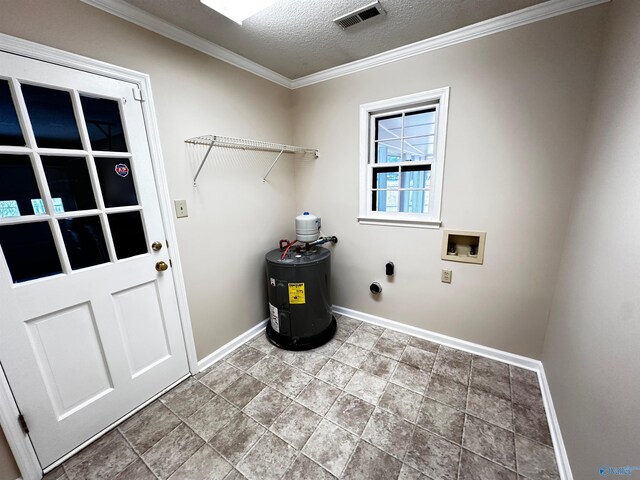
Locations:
133;87;145;102
18;413;29;434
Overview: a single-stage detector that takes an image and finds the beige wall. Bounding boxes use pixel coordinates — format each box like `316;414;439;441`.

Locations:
291;7;606;359
542;1;640;477
0;1;294;476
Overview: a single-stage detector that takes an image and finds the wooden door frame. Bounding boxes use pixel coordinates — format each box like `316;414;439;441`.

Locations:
0;32;199;480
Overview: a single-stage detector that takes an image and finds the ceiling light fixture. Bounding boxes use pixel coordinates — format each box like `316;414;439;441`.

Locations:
200;0;278;25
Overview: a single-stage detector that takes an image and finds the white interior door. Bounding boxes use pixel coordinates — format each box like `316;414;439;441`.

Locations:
0;52;189;468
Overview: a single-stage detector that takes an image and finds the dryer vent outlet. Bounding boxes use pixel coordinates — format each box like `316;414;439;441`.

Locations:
334;1;386;30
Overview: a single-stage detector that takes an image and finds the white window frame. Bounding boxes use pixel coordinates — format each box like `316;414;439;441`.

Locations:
358;87;450;228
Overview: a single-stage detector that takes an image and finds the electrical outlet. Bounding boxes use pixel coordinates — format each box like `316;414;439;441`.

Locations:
441;269;452;284
174;199;188;218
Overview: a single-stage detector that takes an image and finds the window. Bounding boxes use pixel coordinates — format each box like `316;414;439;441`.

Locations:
359;87;449;228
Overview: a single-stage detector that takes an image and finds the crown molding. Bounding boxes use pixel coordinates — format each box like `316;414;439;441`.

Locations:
291;0;609;88
79;0;292;88
81;0;608;91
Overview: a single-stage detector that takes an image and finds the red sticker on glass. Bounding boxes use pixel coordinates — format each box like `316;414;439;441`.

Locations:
114;163;130;178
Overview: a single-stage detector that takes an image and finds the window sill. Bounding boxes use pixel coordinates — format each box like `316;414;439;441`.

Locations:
357;216;442;229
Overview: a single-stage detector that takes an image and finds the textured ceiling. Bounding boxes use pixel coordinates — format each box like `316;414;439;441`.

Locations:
124;0;549;79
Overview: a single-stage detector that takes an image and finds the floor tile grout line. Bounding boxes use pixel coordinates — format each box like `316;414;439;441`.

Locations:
288;320;390;478
457;447;519;475
334;349;389;477
114;426;160;478
509;364;520;476
62;429;142;480
403;343;438;477
232;424;271;478
457;355;474;480
514;431;556;450
156;421;208;479
295;324;366;478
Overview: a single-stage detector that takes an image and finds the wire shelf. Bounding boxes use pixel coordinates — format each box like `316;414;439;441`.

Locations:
185;135;318;184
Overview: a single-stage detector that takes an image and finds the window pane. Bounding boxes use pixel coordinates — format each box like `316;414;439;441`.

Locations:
373;168;399;189
401;167;431;190
59;216;110;270
42;156;97;212
0;222;62;283
376;141;401;164
0;80;25;146
404;110;436;137
108;211;148;259
95;158;138;207
373;189;399;212
21;84;83;150
403;136;433;161
375;114;401;141
80;96;128;152
0;154;44;217
399;190;429;213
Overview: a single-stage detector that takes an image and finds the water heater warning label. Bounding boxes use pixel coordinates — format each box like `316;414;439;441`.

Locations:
288;283;306;304
269;303;279;332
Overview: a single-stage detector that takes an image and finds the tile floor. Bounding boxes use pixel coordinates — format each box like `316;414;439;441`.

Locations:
44;315;559;480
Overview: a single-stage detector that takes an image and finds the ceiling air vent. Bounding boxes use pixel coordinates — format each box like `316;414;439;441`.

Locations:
333;1;386;30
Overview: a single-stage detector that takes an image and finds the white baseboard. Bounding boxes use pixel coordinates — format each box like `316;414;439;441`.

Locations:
196;319;269;373
332;304;572;480
538;363;573;479
332;305;540;370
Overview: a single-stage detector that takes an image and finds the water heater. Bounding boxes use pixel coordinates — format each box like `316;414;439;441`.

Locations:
265;213;337;350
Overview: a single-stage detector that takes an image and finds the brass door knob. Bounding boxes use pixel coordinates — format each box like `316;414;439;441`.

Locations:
151;241;163;251
155;261;169;272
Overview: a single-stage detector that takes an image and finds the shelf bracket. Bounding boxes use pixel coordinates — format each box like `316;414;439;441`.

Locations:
192;141;215;186
262;147;286;183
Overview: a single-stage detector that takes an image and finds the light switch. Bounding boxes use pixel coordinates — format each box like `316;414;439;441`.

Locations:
174;199;188;218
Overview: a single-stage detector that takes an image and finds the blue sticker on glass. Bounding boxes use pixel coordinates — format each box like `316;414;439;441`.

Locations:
114;163;130;178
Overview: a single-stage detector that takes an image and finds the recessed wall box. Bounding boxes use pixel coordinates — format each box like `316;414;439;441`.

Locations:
441;230;486;265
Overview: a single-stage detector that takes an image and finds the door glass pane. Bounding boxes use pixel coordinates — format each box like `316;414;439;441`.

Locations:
108;211;148;259
0;79;25;146
41;156;97;212
0;154;44;217
95;158;138;207
80;96;128;152
21;84;83;150
59;216;109;270
31;198;64;215
0;222;62;283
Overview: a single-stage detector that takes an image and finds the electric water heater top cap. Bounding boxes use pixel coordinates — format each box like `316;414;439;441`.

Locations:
295;212;320;243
